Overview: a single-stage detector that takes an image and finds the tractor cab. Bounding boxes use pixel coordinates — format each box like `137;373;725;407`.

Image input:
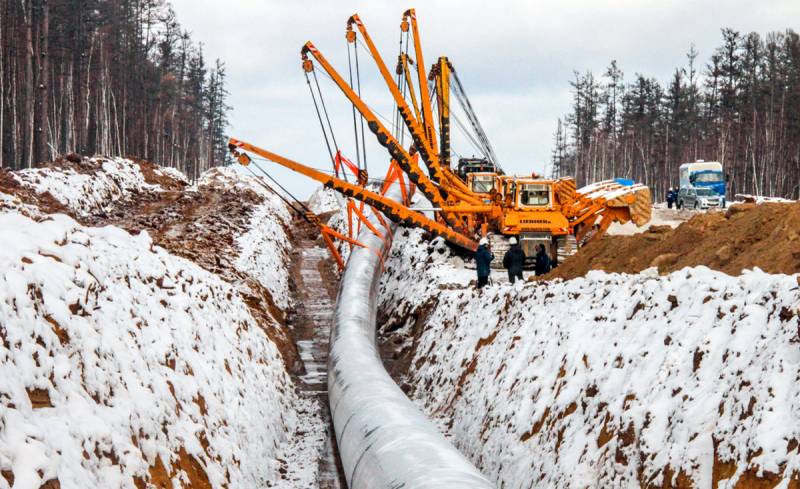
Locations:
499;177;555;211
516;181;552;209
466;172;499;198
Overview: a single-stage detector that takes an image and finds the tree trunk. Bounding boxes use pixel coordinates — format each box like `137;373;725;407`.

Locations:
24;0;35;167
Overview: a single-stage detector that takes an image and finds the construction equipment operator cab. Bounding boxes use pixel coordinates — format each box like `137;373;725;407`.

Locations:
519;183;550;207
467;172;498;194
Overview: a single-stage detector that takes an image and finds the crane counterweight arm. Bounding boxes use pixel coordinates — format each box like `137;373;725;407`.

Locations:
228;138;479;252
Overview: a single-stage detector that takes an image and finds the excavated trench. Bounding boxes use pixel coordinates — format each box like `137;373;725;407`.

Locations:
285;219;348;488
68;164;352;485
371;204;800;488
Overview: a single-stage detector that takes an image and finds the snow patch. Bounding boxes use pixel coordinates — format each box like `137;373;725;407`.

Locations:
379;228;800;488
12;157;158;216
235;196;294;311
155;166;189;184
307;186;344;216
0;212;301;489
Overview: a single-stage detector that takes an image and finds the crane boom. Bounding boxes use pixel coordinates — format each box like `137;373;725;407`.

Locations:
300;42;462;227
228;138;479;251
402;9;437;152
433;57;451;170
398;54;422;126
347;14;448;188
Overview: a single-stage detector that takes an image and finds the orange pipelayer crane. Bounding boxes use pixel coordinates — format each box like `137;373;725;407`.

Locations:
229;9;651;265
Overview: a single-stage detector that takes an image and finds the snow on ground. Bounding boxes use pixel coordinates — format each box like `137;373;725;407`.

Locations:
307;186;344;216
155;166;190;185
0;192;44;221
734;194;796;204
199;168;296;311
0;162;322;488
0;212;301;489
379;228;800;488
12;157;160;216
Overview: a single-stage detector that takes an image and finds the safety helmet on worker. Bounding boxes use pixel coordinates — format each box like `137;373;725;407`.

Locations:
479;237;488;246
509;237;518;245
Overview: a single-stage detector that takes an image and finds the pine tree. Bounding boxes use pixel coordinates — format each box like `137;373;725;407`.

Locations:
555;27;800;199
0;0;232;179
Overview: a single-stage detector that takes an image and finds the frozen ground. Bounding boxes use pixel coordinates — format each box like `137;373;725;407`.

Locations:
11;157;174;216
378;228;800;488
0;159;322;488
0;212;299;489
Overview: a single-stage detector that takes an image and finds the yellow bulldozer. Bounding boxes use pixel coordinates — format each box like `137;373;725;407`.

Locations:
228;9;651;267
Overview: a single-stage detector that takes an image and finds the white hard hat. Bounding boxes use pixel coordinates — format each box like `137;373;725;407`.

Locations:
479;237;488;246
509;237;518;245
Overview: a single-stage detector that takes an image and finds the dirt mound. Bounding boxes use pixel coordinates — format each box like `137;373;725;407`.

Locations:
550;202;800;280
33;154;104;174
128;157;188;191
82;180;300;373
0;167;70;216
2;158;300;373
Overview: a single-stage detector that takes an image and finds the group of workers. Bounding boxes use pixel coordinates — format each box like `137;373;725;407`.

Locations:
474;236;552;288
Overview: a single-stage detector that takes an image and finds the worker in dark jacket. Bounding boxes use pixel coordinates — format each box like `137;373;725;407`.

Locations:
502;236;526;284
475;237;494;288
666;187;677;209
534;244;552;276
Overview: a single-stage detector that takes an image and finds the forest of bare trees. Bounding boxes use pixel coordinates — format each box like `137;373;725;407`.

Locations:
552;28;800;200
0;0;230;179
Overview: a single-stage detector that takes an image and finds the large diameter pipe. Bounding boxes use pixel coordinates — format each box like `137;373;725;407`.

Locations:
328;188;494;488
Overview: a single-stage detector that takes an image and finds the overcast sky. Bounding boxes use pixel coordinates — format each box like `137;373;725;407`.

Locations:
171;0;798;198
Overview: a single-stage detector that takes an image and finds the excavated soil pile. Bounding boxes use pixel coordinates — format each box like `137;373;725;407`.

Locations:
2;157;305;488
2;157;300;372
550;202;800;280
0;167;70;215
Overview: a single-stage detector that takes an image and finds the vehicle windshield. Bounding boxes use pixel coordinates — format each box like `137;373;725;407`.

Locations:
471;176;495;194
519;183;549;206
694;171;723;183
695;188;716;196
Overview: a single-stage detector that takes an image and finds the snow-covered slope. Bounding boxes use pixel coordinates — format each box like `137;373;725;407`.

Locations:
0;212;300;489
379;229;800;488
0;161;314;488
307;186;350;266
11;157;164;216
307;186;344;216
199;167;295;311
